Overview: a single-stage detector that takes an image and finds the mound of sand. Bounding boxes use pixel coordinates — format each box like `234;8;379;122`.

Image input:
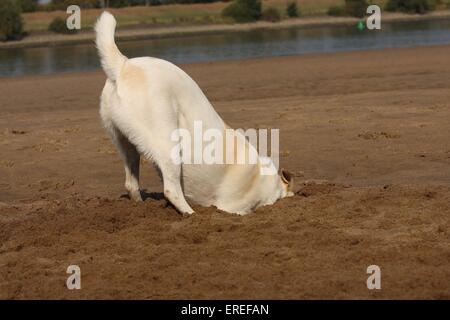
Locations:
1;45;449;299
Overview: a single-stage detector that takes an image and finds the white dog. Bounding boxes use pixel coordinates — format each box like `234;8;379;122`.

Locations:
95;12;294;214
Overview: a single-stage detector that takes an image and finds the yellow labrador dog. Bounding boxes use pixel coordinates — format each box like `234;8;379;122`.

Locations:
95;12;293;214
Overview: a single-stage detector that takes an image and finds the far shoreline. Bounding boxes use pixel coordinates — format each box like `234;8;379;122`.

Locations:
2;10;450;50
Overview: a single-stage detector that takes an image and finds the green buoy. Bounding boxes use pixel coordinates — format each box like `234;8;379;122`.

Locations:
357;20;365;31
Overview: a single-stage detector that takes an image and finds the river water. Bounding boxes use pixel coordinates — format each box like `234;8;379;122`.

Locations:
1;18;450;77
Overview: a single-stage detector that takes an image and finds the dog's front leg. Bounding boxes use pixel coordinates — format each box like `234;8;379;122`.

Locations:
160;162;194;215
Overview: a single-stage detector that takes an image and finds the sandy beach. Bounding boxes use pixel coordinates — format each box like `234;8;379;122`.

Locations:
0;45;449;299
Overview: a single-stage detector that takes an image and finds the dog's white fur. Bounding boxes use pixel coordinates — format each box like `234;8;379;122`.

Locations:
95;12;293;214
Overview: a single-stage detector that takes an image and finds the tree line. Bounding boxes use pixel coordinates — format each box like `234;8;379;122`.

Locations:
16;0;226;12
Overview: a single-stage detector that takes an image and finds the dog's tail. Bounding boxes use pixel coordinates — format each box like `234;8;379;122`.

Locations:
95;12;126;82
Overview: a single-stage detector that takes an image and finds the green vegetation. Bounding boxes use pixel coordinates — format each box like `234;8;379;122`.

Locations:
42;0;99;10
48;16;78;34
327;5;346;16
345;0;368;17
13;0;450;35
262;7;281;22
222;0;262;22
385;0;437;14
0;0;24;41
17;0;39;12
30;0;222;11
327;0;368;17
286;1;299;17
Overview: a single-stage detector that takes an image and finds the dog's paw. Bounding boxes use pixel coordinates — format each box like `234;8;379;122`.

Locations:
181;211;194;218
129;190;143;202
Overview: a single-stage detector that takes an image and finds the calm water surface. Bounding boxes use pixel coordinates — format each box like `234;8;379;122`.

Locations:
1;19;450;77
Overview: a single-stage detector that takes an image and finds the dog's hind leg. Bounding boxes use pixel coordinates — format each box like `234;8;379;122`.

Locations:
108;125;143;202
118;131;142;202
105;94;194;214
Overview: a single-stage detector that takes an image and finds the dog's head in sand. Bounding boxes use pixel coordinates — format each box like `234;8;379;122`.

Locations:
281;169;295;197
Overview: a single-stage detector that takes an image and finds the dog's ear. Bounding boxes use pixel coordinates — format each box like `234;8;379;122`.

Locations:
281;169;294;193
281;169;292;184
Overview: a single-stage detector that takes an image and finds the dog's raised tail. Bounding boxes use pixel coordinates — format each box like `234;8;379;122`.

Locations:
95;12;126;82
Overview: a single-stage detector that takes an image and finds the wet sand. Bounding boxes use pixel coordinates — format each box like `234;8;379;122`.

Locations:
0;45;449;299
